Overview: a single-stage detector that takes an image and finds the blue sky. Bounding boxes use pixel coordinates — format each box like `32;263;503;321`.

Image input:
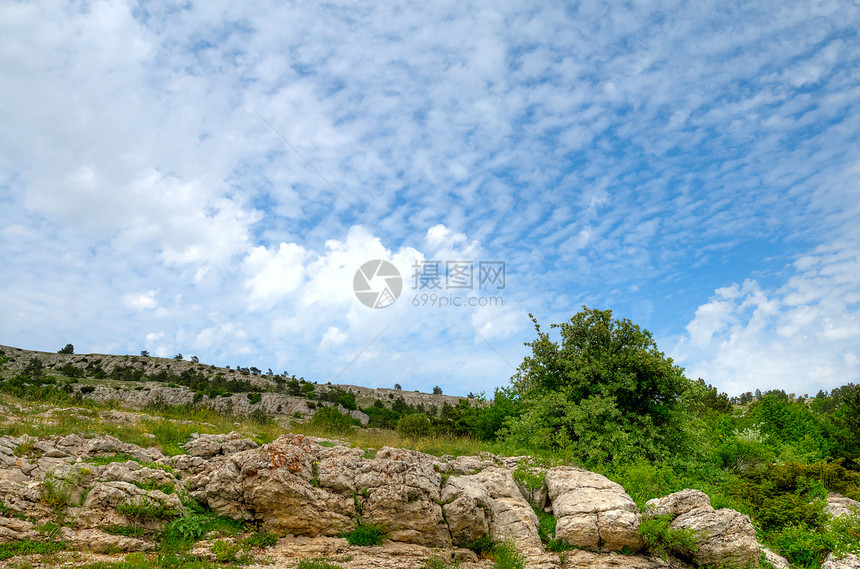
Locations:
1;1;859;397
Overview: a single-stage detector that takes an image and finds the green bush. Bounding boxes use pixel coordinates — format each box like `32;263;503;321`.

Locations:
639;514;699;561
310;406;360;433
343;521;384;546
461;535;495;556
242;531;278;549
396;413;432;438
491;541;525;569
210;539;239;562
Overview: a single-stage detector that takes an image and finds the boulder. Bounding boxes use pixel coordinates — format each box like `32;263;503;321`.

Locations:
762;547;791;569
184;431;258;458
644;489;712;517
644;490;760;569
472;467;542;553
827;493;860;519
545;466;643;552
441;475;493;544
822;553;860;569
355;447;448;547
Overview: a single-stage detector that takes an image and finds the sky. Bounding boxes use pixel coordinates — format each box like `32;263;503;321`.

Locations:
1;1;859;398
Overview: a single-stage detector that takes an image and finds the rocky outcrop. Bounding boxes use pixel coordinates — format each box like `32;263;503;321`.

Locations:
827;493;860;519
822;553;860;569
1;428;793;569
545;466;643;552
645;490;760;569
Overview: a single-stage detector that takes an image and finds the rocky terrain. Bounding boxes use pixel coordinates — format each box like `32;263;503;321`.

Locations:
0;344;477;424
2;413;858;569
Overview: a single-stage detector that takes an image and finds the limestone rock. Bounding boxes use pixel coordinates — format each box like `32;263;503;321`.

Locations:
442;475;493;544
822;553;860;569
644;489;713;517
670;506;759;568
762;547;791;569
827;493;860;519
471;467;542;553
545;466;643;552
564;549;670;569
356;447;448;547
183;431;258;458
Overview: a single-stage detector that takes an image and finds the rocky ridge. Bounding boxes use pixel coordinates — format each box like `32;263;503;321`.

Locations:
0;426;831;569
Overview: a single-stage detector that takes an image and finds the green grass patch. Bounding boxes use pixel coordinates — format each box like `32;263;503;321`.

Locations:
343;521;384;546
117;498;178;521
0;539;66;561
296;558;346;569
241;530;278;549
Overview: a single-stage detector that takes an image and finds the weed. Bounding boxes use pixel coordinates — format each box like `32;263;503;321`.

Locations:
639;514;699;561
491;541;526;569
343;521;384;546
461;535;495;556
210;539;239;562
0;539;67;561
242;530;278;549
296;558;346;569
117;497;178;520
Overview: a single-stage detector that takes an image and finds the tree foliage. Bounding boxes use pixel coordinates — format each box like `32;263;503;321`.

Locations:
504;307;690;464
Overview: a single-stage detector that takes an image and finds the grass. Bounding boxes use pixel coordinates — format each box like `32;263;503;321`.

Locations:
117;498;179;521
0;540;67;561
0;392;284;458
296;559;346;569
289;419;495;458
72;552;244;568
343;521;385;546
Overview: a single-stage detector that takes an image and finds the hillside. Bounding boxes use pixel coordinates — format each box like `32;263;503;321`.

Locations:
4;391;855;569
0;344;477;426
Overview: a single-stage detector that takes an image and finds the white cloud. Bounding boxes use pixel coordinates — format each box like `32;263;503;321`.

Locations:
674;237;860;395
123;290;159;311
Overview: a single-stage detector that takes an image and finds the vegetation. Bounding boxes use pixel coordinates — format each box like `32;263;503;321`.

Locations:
343;521;385;546
3;305;860;568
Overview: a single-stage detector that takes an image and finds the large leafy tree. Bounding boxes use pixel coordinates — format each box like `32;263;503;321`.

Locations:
504;307;691;464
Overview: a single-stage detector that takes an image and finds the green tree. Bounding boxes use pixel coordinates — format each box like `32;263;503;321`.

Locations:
57;343;74;354
432;386;443;395
397;413;432;438
504;307;690;464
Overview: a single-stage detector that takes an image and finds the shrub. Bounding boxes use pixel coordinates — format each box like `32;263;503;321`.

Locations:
639;514;699;561
461;535;495;556
343;521;384;546
396;413;432;438
117;497;178;520
210;539;239;562
491;541;525;569
296;559;346;569
247;392;262;405
242;531;278;549
310;406;360;433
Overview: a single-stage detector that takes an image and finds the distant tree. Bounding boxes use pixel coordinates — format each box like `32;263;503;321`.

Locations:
173;353;183;360
267;368;273;376
140;350;150;357
394;383;402;390
432;386;443;395
396;413;432;438
190;355;199;363
57;343;75;355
